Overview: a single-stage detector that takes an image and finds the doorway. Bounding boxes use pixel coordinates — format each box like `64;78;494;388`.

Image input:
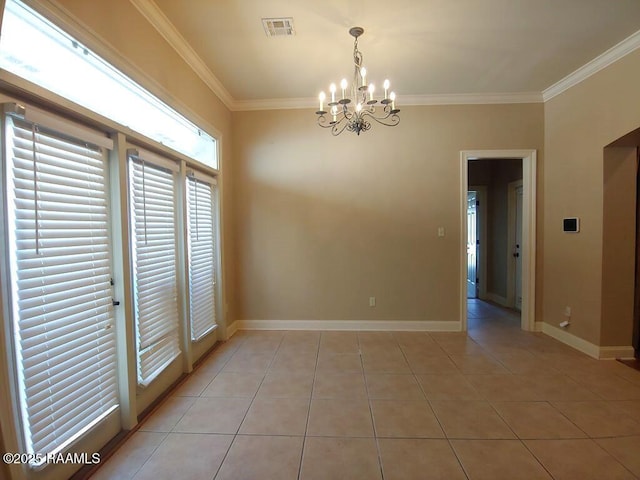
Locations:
460;150;537;332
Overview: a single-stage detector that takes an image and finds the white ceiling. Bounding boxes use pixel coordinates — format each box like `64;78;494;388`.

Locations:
137;0;640;109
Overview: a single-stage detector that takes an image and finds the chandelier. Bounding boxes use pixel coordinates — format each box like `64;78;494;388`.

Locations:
316;27;400;136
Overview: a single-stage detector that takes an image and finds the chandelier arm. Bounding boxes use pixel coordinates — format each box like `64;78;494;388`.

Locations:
331;119;350;136
317;115;335;129
360;110;401;127
317;112;354;135
343;105;354;120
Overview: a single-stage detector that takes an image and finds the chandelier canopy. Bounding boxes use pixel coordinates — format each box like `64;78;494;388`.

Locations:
316;27;400;136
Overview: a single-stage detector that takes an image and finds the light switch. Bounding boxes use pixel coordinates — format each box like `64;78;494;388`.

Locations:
438;227;445;237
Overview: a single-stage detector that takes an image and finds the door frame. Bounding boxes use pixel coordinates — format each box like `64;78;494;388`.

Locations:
468;185;488;300
460;150;537;332
507;179;524;309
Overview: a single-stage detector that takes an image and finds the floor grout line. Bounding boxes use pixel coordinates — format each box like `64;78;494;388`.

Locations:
296;332;322;480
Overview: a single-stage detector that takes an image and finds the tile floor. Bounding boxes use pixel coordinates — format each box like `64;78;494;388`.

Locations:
91;300;640;479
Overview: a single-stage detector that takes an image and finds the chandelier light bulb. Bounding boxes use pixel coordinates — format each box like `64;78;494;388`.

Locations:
368;83;375;101
340;78;348;99
390;91;396;110
360;67;367;87
319;91;326;111
383;79;390;98
330;83;336;102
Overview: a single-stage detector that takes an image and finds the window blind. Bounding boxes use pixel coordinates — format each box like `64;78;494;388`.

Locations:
128;150;180;386
186;174;218;341
5;115;118;460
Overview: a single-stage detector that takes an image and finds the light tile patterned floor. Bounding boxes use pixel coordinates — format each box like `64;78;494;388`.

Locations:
91;300;640;479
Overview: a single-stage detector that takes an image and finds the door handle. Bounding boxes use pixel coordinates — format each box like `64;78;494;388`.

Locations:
513;253;520;258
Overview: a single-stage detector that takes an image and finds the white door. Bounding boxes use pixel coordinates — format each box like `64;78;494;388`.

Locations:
514;185;523;310
467;191;478;298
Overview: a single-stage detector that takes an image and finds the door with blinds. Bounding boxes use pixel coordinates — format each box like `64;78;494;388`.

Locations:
3;109;118;461
186;172;218;340
128;149;181;386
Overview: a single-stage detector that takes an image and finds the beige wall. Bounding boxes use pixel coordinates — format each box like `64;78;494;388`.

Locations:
544;48;640;345
232;104;543;324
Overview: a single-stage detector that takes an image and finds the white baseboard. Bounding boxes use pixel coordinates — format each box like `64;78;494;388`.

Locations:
599;345;636;360
225;321;238;340
540;323;634;360
234;319;462;332
486;292;509;307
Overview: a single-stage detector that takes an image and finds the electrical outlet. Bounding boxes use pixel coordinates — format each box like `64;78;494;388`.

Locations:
369;296;376;307
559;320;570;328
564;306;571;317
437;227;445;237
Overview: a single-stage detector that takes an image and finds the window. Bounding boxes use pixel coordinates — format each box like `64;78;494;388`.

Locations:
4;107;118;462
128;149;181;386
0;0;224;469
0;0;218;169
186;173;218;340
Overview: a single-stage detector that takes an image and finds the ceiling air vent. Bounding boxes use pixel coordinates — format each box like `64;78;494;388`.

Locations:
262;17;295;37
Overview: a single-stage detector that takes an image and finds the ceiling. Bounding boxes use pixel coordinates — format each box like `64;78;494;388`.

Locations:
135;0;640;109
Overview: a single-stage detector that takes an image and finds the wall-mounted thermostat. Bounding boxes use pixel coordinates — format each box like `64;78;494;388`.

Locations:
563;217;580;233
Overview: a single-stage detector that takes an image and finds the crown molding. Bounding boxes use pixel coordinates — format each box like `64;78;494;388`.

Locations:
129;0;235;110
233;97;314;111
543;29;640;102
401;92;543;105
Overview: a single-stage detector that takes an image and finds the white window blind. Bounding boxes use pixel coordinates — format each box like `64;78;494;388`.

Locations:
128;150;181;386
5;114;118;461
186;173;218;341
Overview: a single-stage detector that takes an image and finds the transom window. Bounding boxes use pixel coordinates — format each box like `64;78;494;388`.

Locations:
0;0;217;169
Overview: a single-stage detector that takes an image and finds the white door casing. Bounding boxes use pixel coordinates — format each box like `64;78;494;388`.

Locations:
460;150;536;332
